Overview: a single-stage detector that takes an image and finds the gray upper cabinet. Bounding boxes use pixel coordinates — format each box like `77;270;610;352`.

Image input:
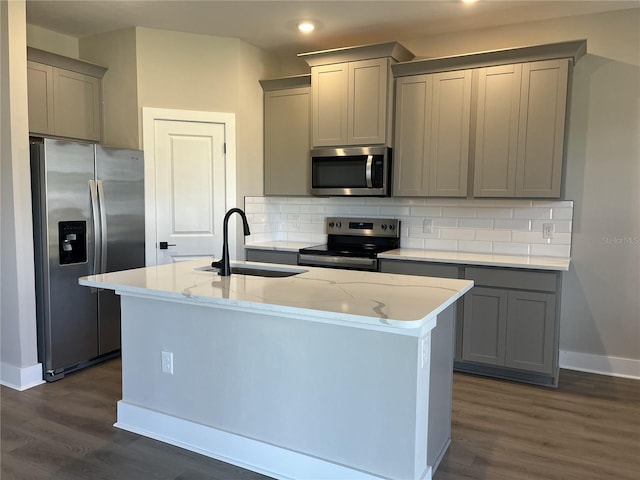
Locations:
261;76;311;196
393;70;471;197
514;59;569;198
27;48;105;142
474;59;569;198
301;42;414;148
311;57;390;147
473;64;522;197
27;61;55;135
392;40;585;199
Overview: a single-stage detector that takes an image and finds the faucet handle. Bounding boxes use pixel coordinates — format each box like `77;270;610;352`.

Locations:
211;259;223;269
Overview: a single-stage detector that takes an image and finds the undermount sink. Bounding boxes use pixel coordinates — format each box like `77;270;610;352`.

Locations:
197;263;307;278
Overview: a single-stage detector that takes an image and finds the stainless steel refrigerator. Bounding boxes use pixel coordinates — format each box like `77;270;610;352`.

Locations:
30;138;145;382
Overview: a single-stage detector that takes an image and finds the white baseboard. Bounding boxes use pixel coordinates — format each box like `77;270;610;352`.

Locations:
559;350;640;380
0;361;45;390
115;401;431;480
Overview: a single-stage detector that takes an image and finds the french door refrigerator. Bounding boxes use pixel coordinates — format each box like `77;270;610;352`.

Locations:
30;137;144;382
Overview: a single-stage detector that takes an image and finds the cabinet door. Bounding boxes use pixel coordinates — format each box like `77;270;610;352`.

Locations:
473;64;522;197
27;61;55;135
264;87;311;195
505;291;556;374
428;70;471;197
393;74;432;196
53;68;102;142
515;59;569;198
312;63;348;147
348;58;388;145
462;287;507;366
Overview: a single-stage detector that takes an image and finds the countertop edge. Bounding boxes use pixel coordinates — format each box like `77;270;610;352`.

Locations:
244;243;570;271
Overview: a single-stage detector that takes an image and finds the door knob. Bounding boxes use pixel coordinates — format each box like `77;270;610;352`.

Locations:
159;241;176;250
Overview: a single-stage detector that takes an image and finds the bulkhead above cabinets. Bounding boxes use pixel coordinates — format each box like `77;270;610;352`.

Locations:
299;42;415;148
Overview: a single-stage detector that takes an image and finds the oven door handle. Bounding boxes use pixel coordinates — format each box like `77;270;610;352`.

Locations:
298;253;377;270
365;155;373;188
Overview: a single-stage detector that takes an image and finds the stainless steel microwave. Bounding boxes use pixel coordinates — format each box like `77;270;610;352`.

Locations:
310;146;392;196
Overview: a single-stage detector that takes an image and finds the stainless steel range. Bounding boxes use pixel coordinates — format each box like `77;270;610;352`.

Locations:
298;217;400;271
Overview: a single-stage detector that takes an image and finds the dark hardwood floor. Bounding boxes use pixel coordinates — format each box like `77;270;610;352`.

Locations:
1;358;638;479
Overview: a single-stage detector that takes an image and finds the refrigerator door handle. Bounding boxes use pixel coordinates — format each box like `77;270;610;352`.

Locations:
96;180;108;274
89;180;101;281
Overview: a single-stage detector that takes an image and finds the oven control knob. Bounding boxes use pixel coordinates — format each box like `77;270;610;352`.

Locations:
336;222;342;228
389;224;395;231
328;222;335;228
381;224;387;230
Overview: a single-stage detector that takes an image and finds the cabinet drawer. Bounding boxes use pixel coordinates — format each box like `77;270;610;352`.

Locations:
379;260;461;278
465;267;557;292
246;249;299;266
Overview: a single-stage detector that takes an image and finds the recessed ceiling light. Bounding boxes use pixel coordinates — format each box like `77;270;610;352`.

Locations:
298;21;315;34
462;0;478;4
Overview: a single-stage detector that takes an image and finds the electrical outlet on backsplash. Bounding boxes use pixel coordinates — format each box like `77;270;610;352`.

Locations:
244;197;573;259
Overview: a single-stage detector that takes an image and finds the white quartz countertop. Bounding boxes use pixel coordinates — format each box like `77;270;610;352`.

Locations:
245;242;570;271
379;249;570;271
80;260;473;332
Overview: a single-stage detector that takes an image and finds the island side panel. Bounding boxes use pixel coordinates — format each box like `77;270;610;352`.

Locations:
427;304;455;471
118;294;433;480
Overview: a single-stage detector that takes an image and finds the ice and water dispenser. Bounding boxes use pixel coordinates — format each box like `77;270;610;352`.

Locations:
58;221;87;265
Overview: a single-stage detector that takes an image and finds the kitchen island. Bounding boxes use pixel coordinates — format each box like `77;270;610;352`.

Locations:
80;260;473;480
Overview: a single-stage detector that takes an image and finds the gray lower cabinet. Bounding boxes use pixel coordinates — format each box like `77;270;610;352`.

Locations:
462;266;560;385
245;248;299;266
462;287;508;367
379;259;561;386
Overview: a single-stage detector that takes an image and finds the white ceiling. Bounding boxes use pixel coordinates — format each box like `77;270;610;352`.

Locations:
25;0;636;57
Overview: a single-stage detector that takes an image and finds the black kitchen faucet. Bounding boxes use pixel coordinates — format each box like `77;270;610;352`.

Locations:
211;208;251;276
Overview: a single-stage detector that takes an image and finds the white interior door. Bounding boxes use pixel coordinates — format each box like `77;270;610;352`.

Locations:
143;108;236;266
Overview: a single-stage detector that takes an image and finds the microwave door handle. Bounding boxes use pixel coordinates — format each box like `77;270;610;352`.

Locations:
365;155;373;188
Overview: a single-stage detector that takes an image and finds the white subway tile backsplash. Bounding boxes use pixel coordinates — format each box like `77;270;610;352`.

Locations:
531;220;573;234
244;196;573;261
440;228;476;241
408;227;441;239
476;207;513;219
410;206;442;217
381;206;410;216
513;208;552;220
530;244;571;258
551;208;574;220
494;219;531;231
348;206;379;216
432;218;458;228
512;231;549;244
492;242;531;256
459;218;494;229
458;241;493;254
442;206;477;218
401;237;425;249
475;229;512;242
425;239;458;251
